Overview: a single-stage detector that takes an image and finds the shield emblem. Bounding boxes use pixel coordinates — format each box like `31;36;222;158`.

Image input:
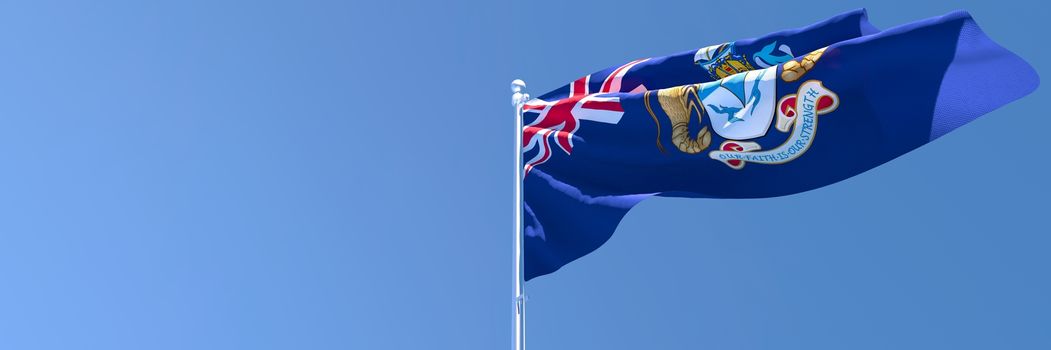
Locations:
698;67;776;140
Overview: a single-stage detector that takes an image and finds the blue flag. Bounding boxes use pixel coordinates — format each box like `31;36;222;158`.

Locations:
522;10;1039;280
529;9;878;101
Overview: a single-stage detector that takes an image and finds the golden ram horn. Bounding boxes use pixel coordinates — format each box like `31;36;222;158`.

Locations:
656;85;711;154
781;47;827;82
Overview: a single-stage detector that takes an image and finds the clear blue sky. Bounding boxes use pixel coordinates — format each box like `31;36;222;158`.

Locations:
0;1;1047;349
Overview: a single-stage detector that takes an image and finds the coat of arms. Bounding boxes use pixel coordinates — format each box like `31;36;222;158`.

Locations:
648;47;839;169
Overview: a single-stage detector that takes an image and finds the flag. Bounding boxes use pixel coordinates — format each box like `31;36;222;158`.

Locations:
527;8;878;118
525;9;879;174
523;9;878;176
522;10;1039;280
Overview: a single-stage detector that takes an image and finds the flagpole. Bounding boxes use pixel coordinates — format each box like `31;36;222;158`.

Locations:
511;79;529;350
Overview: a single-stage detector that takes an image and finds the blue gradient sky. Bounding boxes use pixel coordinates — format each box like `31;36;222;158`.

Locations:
0;1;1047;349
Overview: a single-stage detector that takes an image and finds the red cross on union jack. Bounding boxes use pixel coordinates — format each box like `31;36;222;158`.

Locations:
522;58;649;175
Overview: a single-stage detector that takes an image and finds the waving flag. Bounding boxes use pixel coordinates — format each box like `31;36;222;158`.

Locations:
523;11;1039;280
524;8;877;178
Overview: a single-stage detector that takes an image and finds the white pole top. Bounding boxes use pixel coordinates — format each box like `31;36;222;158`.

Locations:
511;79;526;93
512;79;530;108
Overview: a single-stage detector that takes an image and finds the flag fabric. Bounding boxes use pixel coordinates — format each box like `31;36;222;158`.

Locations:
522;10;1039;281
526;8;877;116
524;9;878;175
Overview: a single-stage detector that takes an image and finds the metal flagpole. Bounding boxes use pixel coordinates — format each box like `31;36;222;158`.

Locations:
511;79;529;350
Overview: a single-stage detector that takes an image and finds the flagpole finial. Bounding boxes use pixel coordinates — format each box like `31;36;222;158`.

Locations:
512;79;530;108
